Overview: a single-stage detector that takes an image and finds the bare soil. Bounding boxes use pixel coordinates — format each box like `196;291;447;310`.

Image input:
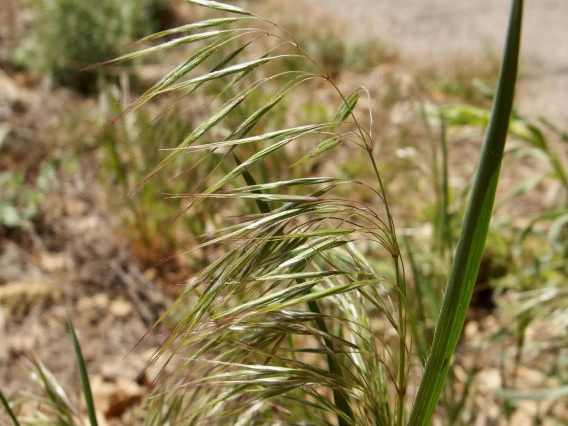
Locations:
301;0;568;124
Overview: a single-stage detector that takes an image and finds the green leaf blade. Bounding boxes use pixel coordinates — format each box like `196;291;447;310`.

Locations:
0;391;21;426
67;314;98;426
408;1;524;424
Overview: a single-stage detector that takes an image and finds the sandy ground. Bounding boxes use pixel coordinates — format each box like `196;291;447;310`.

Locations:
303;0;568;124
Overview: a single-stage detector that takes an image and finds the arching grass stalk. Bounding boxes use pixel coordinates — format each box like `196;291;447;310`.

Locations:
408;1;524;424
107;1;408;423
81;0;521;424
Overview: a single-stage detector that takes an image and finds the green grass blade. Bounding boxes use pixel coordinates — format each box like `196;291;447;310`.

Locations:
129;92;247;194
230;82;301;139
32;359;75;425
85;31;224;69
225;177;340;192
0;391;21;426
67;314;98;426
333;87;363;124
186;0;254;16
137;17;246;42
210;41;255;73
163;55;301;93
233;152;271;214
408;1;524;424
291;136;342;167
306;299;354;426
177;124;326;152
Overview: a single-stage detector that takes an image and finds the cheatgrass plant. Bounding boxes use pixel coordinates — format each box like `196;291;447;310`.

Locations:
2;0;524;425
97;71;333;273
104;1;522;425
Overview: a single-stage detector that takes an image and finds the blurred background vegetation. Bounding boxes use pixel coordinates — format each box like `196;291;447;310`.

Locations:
0;0;567;424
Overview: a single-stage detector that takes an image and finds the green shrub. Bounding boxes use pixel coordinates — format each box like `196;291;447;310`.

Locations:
14;0;167;92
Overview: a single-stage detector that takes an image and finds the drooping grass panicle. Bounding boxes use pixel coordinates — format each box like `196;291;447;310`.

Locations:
109;1;410;425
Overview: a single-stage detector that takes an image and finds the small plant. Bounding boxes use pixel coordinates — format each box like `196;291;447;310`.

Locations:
1;316;98;425
98;89;208;269
0;170;46;230
344;39;399;74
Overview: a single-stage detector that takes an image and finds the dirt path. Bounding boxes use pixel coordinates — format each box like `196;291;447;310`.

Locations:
306;0;568;124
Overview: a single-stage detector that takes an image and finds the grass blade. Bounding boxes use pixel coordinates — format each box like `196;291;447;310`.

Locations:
0;391;21;426
233;153;271;214
186;0;254;16
408;1;524;424
85;31;224;69
333;87;363;124
129;92;247;194
291;135;342;167
163;55;300;93
31;359;75;425
67;314;98;426
137;17;247;42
